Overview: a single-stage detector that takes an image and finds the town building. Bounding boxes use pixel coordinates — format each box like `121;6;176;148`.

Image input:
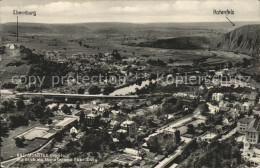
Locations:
86;112;100;127
237;117;256;134
55;117;78;130
156;130;177;145
241;92;258;101
146;130;178;150
212;93;224;102
242;139;260;167
5;43;16;50
70;126;78;134
245;119;260;144
241;102;252;113
120;120;138;136
200;132;217;142
110;120;120;130
219;100;230;112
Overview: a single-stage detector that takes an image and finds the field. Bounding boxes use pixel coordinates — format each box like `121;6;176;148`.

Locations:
1;22;258;87
0;48;31;83
0;121;47;160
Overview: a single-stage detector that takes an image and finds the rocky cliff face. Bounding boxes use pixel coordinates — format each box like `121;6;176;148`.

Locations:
217;24;259;57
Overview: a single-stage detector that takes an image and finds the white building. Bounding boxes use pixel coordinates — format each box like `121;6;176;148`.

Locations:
55;117;78;130
6;43;16;50
212;93;224;102
241;102;252;112
120;120;138;136
70;126;78;134
242;139;260;167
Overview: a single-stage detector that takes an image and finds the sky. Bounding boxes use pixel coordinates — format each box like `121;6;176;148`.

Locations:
1;0;259;23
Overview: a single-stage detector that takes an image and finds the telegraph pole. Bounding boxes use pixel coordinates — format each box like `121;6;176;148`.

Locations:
17;16;19;42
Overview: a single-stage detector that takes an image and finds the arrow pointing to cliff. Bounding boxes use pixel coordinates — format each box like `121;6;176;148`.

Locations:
226;16;235;26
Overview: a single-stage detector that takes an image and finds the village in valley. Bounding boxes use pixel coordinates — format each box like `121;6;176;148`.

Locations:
1;35;260;168
1;1;260;168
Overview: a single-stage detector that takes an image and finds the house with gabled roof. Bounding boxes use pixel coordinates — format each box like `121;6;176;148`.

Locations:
245;118;260;144
237;117;256;133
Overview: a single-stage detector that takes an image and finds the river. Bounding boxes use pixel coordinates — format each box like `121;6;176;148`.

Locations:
109;79;156;96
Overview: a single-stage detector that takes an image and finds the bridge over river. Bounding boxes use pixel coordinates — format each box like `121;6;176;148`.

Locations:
16;92;144;100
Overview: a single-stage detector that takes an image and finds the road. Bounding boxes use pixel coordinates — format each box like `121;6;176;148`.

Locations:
219;128;237;141
144;113;195;142
154;136;193;168
144;108;202;168
145;108;202;140
159;108;201;132
152;107;205;168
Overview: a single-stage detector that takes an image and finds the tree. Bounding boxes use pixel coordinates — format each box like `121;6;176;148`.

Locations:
0;122;9;147
103;85;115;95
9;114;29;128
111;50;122;60
15;137;25;147
147;136;161;153
25;107;36;120
76;101;81;110
55;131;65;142
31;96;45;104
61;104;71;115
187;124;195;134
88;85;101;95
45;107;54;118
16;99;25;110
28;84;36;92
228;61;233;68
81;134;101;153
2;100;15;110
175;129;181;144
71;132;77;138
79;111;85;124
109;141;116;151
79;41;82;46
242;58;250;67
2;82;17;89
165;142;176;154
212;158;221;168
200;103;209;116
32;102;45;118
48;119;53;125
52;103;59;111
232;146;241;163
77;87;85;94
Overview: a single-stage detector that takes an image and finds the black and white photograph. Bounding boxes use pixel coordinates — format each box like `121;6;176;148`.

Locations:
0;0;260;167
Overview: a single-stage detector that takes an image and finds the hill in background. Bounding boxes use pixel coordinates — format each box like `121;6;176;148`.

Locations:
216;24;259;57
135;24;259;57
137;36;219;50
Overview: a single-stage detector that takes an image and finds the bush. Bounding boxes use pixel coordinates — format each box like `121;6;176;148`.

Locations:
2;82;17;89
88;85;101;95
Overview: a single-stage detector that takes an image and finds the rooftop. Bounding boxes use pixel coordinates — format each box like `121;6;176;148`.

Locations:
121;120;135;126
117;129;127;133
87;113;99;118
238;117;256;124
55;117;77;127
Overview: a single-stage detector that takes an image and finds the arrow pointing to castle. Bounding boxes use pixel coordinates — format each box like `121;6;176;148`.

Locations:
226;16;235;26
